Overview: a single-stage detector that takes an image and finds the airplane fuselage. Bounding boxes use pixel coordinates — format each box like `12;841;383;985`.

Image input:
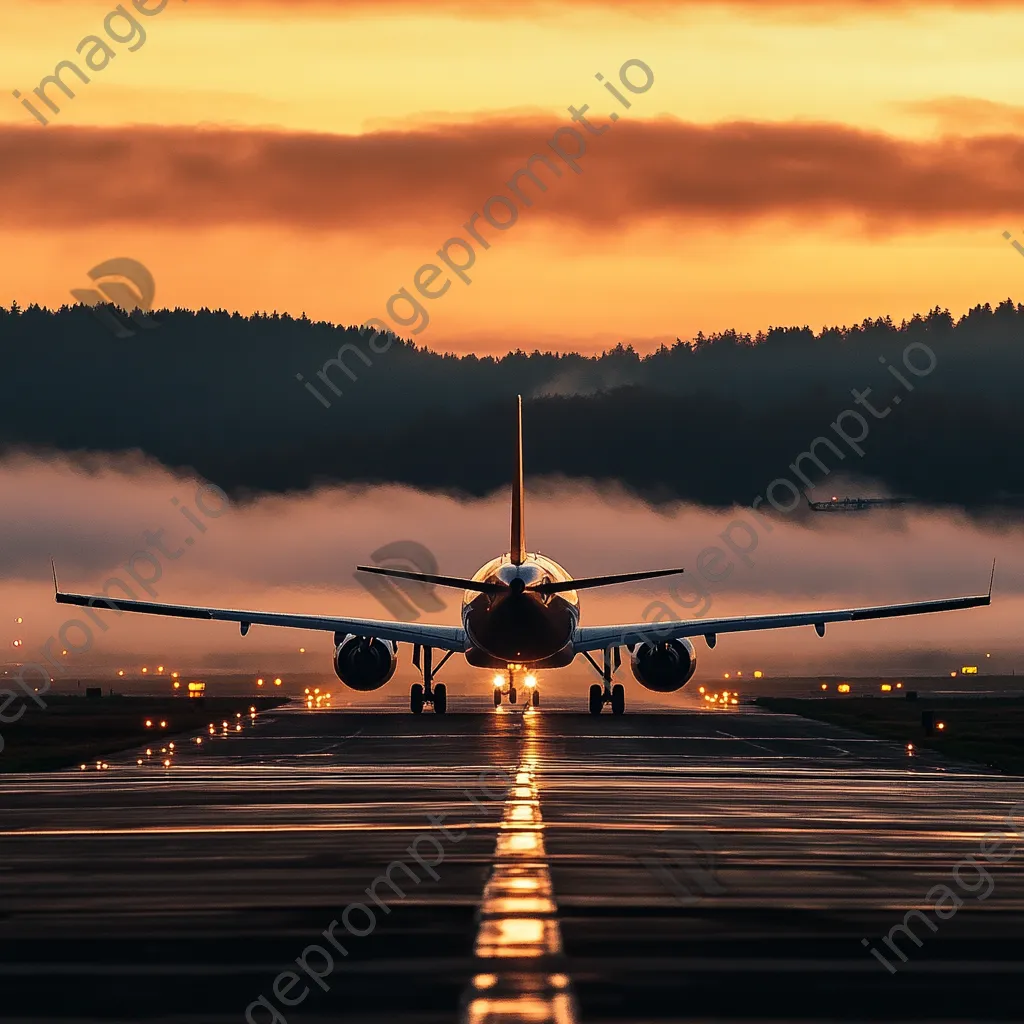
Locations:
462;553;579;668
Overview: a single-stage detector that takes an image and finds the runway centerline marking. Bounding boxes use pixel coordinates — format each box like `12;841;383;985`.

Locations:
461;716;579;1024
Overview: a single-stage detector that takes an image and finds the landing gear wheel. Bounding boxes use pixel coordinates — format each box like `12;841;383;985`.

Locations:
509;687;518;705
611;683;625;716
410;683;424;715
433;683;447;715
531;689;540;707
493;688;502;707
589;683;603;716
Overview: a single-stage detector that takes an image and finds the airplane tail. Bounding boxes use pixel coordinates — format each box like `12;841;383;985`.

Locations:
357;396;686;593
511;394;526;566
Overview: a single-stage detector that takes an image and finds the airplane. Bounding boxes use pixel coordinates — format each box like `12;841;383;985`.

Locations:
806;494;906;512
55;397;994;716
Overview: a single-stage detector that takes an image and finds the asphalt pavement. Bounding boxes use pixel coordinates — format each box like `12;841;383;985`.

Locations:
1;693;1022;1023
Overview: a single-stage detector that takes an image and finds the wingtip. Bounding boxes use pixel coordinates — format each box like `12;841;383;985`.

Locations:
989;558;997;600
50;557;58;597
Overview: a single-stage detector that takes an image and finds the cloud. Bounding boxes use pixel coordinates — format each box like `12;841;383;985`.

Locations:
4;118;1024;235
900;96;1024;134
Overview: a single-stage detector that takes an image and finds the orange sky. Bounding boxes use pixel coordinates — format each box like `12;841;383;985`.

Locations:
5;0;1024;352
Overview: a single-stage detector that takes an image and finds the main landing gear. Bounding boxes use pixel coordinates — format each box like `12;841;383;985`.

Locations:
410;645;454;715
582;647;625;716
493;665;540;708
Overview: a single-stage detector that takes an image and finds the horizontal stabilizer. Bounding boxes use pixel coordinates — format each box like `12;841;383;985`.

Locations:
356;566;506;595
533;567;686;595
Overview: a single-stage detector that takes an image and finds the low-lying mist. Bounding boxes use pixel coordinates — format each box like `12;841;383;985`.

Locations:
1;452;1019;695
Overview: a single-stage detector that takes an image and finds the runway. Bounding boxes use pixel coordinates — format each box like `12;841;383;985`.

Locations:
1;696;1023;1023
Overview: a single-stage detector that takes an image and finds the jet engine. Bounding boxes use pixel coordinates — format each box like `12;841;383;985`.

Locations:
629;637;697;692
333;634;398;691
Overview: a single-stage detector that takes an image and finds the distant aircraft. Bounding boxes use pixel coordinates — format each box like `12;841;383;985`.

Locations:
55;399;993;716
806;494;906;512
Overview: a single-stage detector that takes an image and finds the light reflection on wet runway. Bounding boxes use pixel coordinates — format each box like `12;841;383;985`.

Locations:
462;729;580;1024
0;695;1022;1021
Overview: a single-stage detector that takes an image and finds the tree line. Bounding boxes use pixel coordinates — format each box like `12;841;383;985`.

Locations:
1;299;1020;508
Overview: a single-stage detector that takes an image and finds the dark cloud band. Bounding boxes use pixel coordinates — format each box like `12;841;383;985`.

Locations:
3;117;1024;232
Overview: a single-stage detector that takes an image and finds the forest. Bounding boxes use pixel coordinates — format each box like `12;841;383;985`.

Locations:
1;299;1020;508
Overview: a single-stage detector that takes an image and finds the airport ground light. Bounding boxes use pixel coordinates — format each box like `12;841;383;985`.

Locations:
758;693;1024;775
0;693;285;773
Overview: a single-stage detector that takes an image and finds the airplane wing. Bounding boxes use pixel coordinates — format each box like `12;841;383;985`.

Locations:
573;567;994;652
54;589;466;651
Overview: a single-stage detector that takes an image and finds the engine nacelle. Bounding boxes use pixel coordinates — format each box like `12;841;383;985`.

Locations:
333;634;398;691
630;637;697;692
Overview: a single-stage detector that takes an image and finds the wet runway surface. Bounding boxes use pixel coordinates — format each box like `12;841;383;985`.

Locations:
2;696;1023;1022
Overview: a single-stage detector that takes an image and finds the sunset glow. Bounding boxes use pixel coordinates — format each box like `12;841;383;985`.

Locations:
3;0;1024;351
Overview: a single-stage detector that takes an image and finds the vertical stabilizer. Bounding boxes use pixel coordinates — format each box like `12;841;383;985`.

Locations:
510;395;527;565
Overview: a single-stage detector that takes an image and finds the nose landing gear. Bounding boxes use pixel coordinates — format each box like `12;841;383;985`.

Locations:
410;645;453;715
494;665;540;708
610;683;625;716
